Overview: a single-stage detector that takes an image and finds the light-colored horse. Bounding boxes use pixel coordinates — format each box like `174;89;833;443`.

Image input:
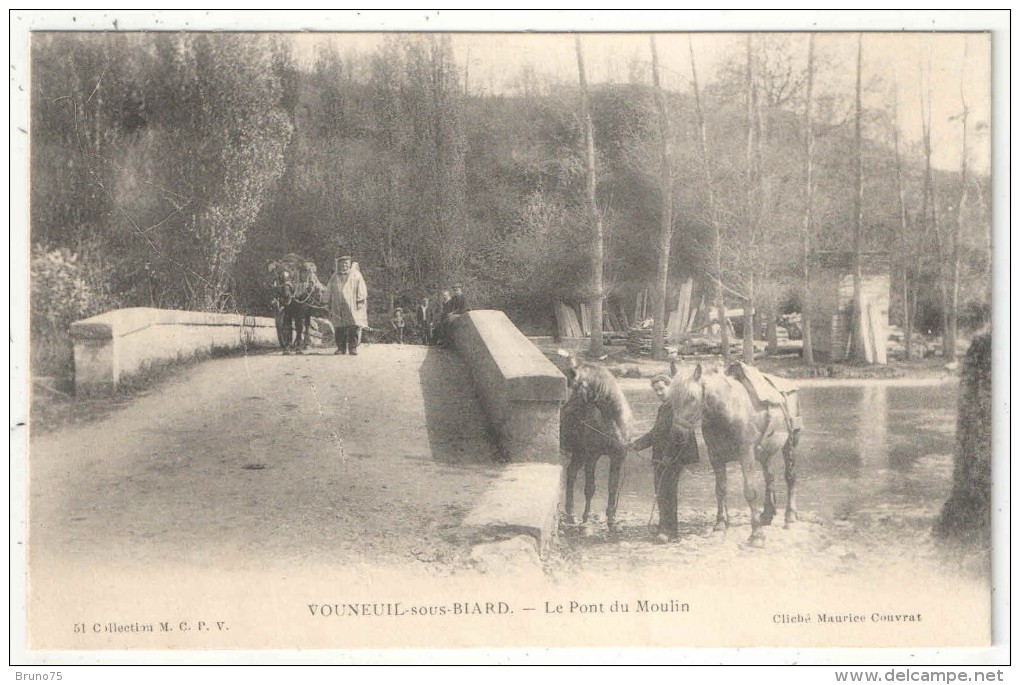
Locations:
667;361;802;546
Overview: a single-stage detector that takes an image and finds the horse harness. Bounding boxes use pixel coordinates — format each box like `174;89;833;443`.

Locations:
722;363;800;444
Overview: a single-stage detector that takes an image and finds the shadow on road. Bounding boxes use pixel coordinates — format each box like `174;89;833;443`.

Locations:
417;346;501;466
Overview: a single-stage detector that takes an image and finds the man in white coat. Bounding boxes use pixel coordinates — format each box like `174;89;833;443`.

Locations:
325;255;368;355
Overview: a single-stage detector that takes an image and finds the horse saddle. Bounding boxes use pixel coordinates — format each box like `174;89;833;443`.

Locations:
726;362;803;434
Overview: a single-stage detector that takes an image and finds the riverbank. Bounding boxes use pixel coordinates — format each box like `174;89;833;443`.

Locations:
531;336;957;382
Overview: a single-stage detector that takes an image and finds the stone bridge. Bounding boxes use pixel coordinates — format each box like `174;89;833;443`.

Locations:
28;309;568;648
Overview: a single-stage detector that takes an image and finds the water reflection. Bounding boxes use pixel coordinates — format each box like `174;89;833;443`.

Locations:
617;381;956;522
854;385;888;474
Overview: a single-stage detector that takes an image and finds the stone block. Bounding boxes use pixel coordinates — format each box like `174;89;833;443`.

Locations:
469;536;544;580
461;463;562;555
451;310;567;463
70;307;278;395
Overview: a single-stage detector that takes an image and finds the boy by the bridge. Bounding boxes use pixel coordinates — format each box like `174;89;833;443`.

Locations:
630;374;699;544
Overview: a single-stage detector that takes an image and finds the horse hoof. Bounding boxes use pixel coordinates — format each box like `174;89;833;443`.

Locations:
562;514;577;525
748;534;766;548
581;524;595;538
607;520;620;533
653;533;671;545
785;511;799;526
713;521;728;532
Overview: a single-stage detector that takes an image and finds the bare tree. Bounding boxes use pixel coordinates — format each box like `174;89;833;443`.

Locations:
688;37;729;364
891;76;915;360
800;34;816;364
920;55;950;358
946;38;971;362
849;33;867;362
742;35;758;364
649;36;674;361
576;36;604;357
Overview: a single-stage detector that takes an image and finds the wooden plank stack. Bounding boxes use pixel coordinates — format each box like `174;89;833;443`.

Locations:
556;301;635;341
665;278;694;343
554;302;584;338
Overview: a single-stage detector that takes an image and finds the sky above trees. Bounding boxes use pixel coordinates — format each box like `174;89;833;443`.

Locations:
288;32;990;174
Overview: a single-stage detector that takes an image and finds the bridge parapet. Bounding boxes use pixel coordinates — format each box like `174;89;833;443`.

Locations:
451;310;567;463
70;307;277;395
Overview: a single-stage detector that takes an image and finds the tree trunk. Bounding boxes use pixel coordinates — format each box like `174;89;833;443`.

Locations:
907;279;918;358
743;35;756;365
850;33;867;363
948;42;970;363
766;302;779;356
576;37;604;358
743;292;755;363
892;78;912;361
903;270;912;360
935;332;991;539
649;36;674;361
801;34;816;364
688;38;729;364
920;60;950;359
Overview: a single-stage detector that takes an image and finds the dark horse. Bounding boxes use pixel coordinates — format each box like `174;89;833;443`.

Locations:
666;361;802;546
558;351;634;533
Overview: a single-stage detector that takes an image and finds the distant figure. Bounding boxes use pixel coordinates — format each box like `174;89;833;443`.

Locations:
435;289;452;347
630;374;699;543
415;296;434;345
296;261;326;350
266;262;288;350
325;256;368;356
276;268;303;355
390;307;406;344
448;283;469;317
438;283;469;347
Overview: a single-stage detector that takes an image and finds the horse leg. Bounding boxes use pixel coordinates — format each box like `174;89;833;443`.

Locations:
605;454;623;532
564;455;581;524
783;438;799;526
582;458;597;524
738;447;765;546
712;461;729;532
760;453;777;526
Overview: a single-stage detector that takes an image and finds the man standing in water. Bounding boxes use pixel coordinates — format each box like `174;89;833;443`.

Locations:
630;374;699;543
325;255;368;356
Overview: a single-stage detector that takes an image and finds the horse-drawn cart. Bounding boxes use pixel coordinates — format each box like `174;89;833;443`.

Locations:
267;253;334;349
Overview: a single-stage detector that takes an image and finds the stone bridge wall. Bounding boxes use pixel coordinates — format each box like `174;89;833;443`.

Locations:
451;310;567;464
70;307;277;395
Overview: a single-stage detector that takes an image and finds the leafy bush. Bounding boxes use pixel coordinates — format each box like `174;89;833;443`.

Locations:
30;244;120;377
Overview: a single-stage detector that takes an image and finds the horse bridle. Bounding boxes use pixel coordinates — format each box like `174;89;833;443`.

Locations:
671;376;705;435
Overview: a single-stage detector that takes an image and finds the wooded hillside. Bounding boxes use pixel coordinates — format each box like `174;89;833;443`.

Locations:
30;33;991;375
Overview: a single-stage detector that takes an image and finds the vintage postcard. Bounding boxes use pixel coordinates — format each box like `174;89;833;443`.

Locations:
11;11;1008;666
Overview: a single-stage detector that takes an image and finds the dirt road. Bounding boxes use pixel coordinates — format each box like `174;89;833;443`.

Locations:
29;345;503;575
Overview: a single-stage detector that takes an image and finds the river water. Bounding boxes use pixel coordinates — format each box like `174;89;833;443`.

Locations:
607;380;959;525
